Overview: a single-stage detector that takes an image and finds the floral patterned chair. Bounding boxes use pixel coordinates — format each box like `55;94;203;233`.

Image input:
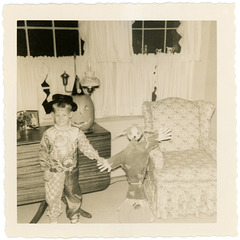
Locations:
142;97;216;219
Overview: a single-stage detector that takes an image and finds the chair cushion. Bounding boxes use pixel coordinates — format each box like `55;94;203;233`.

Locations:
150;98;200;151
152;149;216;182
145;149;217;219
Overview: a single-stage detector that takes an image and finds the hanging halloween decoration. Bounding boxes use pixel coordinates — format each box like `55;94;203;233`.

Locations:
152;86;157;101
41;75;51;114
152;65;158;101
98;125;172;223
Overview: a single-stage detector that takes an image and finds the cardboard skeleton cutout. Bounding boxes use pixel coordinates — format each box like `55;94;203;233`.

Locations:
98;125;171;223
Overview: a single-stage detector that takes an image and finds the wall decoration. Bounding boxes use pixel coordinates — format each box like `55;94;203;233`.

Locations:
41;74;51;113
152;65;158;101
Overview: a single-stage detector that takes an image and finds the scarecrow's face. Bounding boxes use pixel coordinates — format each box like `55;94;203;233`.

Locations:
126;126;143;141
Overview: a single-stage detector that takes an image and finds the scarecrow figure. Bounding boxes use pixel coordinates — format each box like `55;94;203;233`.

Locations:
98;125;171;223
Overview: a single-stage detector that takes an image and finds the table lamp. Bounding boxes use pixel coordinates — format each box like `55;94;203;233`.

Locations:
81;63;100;96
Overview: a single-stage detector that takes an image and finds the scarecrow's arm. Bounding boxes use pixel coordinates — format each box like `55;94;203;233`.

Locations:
98;150;125;172
108;150;125;169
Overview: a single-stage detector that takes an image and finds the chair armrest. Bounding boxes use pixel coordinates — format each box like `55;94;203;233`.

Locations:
147;147;164;181
202;138;216;161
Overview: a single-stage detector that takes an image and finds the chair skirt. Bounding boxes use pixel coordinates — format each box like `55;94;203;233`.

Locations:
144;149;217;219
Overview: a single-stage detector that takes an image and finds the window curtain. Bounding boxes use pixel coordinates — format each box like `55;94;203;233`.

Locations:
79;20;202;117
17;21;203;123
79;21;134;63
178;21;202;61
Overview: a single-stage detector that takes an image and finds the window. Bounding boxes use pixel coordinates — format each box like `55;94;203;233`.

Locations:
17;20;182;57
132;21;182;54
17;20;84;57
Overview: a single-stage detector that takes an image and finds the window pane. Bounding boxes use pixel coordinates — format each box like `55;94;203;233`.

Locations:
167;21;181;28
166;29;182;53
144;30;164;54
132;21;142;28
27;21;52;27
132;30;142;54
17;29;27;56
28;29;54;56
144;21;165;28
17;21;25;27
55;30;79;56
54;21;78;27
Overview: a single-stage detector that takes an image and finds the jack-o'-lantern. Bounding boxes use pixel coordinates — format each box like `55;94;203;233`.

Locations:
71;76;95;132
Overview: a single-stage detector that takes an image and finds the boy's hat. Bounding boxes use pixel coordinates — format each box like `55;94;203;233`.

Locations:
45;94;78;114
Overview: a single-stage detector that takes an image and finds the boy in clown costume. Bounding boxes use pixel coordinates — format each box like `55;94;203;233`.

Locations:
39;94;105;224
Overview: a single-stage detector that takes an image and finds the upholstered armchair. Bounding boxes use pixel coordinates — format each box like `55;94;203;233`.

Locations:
142;97;216;219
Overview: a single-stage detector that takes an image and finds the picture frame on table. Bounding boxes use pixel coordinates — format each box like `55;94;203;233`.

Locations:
17;110;40;130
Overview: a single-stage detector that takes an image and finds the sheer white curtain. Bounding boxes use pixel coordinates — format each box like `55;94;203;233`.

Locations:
17;21;203;122
79;21;134;63
92;54;195;118
84;21;202;117
92;56;155;117
178;21;202;61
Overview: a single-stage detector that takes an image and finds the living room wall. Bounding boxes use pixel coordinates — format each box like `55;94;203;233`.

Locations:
192;21;217;139
205;21;217;139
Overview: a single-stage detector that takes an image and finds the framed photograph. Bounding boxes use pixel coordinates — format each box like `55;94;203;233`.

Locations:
17;110;39;130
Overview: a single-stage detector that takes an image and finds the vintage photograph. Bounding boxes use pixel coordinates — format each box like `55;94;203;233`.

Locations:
16;19;217;224
3;2;237;238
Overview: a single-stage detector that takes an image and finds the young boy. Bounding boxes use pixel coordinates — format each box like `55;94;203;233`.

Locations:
39;94;105;224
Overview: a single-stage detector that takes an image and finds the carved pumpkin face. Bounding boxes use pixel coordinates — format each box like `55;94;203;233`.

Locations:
71;95;94;131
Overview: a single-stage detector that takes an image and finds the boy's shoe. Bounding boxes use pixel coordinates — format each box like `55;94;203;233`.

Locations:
70;218;80;224
79;208;92;218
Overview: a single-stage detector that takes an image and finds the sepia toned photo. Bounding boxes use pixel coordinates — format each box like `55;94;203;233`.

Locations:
16;19;217;225
4;2;237;238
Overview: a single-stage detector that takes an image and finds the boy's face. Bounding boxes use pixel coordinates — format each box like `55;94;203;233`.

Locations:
52;107;72;128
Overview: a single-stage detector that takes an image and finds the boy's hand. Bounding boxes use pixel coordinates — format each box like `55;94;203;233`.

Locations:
96;157;105;164
97;159;112;172
43;169;52;182
158;128;172;142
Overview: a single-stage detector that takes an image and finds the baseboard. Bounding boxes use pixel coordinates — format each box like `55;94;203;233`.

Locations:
110;175;127;185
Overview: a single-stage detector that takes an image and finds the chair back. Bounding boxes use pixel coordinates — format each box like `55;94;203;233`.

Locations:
142;97;215;151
